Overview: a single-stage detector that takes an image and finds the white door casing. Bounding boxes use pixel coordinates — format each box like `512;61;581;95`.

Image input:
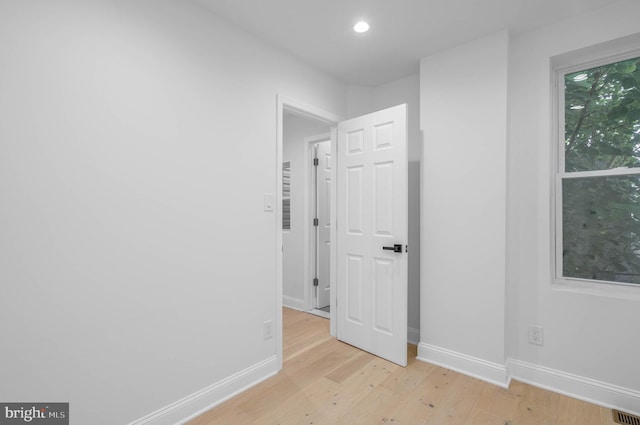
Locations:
315;141;331;309
335;104;408;367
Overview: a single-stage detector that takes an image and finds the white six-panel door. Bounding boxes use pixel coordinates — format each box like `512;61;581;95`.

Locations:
335;104;408;366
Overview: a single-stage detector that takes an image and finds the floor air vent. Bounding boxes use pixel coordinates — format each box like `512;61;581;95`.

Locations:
613;409;640;425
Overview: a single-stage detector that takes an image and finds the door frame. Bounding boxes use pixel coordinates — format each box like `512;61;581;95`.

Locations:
276;95;343;370
306;134;331;311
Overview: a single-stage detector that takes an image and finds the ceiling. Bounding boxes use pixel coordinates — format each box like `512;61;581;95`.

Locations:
194;0;621;86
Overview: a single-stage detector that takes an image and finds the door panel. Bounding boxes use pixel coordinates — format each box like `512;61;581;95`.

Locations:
373;257;393;334
346;166;364;234
374;161;394;236
336;104;407;367
346;254;364;323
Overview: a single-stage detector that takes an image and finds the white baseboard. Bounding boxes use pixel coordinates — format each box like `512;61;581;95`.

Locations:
416;344;640;415
416;343;509;388
408;327;420;346
307;308;330;319
127;356;279;425
283;295;306;311
508;359;640;416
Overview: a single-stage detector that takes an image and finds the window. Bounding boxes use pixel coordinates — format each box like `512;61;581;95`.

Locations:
556;51;640;286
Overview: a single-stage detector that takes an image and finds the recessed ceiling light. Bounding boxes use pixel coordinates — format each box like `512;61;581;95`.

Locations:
354;21;370;33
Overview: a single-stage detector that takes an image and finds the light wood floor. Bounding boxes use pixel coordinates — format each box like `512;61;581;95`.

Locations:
188;308;616;425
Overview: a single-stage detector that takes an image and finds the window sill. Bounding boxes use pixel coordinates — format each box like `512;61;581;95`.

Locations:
552;277;640;301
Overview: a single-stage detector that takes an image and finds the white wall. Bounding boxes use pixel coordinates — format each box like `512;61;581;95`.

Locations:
347;85;376;119
418;1;640;413
282;113;329;309
419;31;509;385
0;1;346;424
508;0;640;413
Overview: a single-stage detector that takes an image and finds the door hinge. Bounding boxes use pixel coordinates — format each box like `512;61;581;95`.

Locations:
313;218;319;226
313;157;319;166
313;278;319;287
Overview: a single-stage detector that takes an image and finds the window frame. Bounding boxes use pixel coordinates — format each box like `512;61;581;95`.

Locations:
552;44;640;289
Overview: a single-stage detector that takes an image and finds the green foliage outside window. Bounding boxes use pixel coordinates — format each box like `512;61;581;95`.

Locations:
562;56;640;284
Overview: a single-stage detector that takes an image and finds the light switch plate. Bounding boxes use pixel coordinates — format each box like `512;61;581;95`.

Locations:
264;193;274;212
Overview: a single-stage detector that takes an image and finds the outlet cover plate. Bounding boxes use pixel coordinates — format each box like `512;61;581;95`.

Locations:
263;320;273;340
528;326;544;345
528;325;544;346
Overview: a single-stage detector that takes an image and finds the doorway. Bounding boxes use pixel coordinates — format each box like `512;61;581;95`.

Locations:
281;112;331;314
309;138;331;317
276;96;409;369
276;97;342;370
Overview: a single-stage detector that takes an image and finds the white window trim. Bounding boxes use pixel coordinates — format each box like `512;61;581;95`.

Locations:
551;37;640;295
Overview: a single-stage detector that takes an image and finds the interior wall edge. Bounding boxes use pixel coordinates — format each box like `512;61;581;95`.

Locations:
416;342;509;389
408;327;420;346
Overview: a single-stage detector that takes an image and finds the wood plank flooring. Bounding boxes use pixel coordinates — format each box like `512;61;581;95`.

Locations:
187;308;616;425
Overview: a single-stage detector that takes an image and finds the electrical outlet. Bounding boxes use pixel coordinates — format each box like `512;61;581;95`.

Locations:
528;325;544;346
263;320;273;340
